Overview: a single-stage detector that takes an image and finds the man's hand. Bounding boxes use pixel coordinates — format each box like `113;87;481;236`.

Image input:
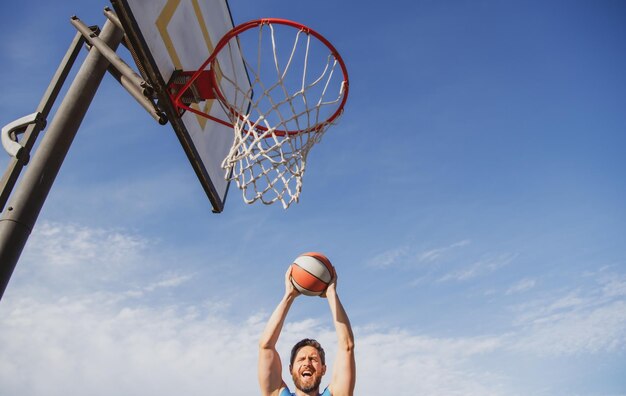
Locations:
285;265;301;298
320;267;337;299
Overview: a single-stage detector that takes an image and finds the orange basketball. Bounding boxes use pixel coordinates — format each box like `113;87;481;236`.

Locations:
291;252;335;296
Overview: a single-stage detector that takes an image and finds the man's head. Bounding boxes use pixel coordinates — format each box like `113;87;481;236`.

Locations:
289;339;327;393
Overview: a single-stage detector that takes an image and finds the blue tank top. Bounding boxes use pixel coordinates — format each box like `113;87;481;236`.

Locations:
279;386;331;396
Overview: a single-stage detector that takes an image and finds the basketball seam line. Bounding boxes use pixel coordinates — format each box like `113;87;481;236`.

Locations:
293;265;328;292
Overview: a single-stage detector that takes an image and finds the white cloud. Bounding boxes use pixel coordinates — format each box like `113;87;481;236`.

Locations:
2;222;625;396
123;273;194;299
0;292;515;396
439;253;515;282
509;272;626;356
365;246;408;268
13;222;153;296
145;273;194;291
354;329;509;396
3;283;625;396
417;239;470;263
510;300;626;356
25;222;148;266
505;278;537;295
0;295;262;396
367;240;471;270
0;223;513;396
600;274;626;298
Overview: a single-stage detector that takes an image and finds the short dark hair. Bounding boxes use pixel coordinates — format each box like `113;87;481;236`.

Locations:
290;338;326;367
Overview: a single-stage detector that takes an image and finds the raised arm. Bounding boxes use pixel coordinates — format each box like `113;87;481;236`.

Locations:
258;266;300;396
325;275;356;396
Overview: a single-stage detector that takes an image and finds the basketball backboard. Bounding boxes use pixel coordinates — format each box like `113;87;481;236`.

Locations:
110;0;249;213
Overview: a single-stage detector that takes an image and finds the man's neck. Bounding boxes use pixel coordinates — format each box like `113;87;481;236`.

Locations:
295;387;321;396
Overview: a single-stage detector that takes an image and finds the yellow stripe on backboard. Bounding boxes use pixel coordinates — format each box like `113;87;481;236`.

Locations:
156;0;218;130
156;0;181;68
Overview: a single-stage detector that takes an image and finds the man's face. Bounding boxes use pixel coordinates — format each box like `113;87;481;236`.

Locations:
290;345;327;393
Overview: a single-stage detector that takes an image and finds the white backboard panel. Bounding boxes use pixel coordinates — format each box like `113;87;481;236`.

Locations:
110;0;249;212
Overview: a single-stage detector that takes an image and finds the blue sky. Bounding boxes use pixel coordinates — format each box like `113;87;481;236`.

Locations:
1;0;625;395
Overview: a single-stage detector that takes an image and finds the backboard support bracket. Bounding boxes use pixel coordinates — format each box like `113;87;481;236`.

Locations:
71;15;168;125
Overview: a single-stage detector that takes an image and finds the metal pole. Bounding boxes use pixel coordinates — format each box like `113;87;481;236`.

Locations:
0;32;86;213
71;16;151;96
106;65;168;124
72;15;166;124
0;19;124;300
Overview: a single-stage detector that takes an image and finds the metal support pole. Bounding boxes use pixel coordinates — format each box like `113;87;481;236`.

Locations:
0;32;86;212
71;16;151;96
106;65;168;124
103;7;124;31
0;19;124;300
73;14;166;124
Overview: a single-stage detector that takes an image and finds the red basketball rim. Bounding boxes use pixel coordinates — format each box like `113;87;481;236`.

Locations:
172;18;350;137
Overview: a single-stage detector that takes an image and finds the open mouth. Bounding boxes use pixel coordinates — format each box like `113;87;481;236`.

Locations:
301;370;313;378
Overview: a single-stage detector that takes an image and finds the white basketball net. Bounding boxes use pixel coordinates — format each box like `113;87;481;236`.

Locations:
211;21;347;209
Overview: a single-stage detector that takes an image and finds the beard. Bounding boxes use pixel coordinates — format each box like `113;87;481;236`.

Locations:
292;372;322;393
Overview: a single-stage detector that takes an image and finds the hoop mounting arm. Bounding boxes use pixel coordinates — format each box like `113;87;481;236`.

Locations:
167;70;217;108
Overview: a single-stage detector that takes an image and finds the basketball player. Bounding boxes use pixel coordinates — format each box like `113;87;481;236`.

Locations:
258;265;356;396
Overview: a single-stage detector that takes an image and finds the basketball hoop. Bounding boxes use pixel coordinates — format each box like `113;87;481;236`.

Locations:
168;18;349;209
